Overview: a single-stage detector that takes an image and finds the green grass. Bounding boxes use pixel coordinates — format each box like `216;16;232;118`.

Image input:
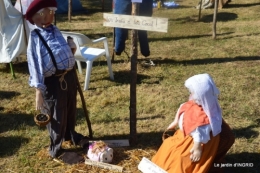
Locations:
1;0;260;172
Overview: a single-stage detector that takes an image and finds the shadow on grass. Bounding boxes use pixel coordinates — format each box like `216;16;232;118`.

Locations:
0;61;29;75
227;2;260;8
113;70;150;85
0;113;36;133
148;32;234;42
153;55;260;66
74;69;153;91
168;12;237;23
0;91;20;99
232;123;259;139
0;136;29;157
201;12;238;23
92;131;164;148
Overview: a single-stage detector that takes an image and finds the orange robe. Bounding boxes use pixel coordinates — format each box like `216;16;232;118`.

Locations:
152;102;220;173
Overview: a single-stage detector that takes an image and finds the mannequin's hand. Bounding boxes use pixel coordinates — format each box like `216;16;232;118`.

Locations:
67;36;77;55
36;88;44;110
167;119;177;130
190;142;202;162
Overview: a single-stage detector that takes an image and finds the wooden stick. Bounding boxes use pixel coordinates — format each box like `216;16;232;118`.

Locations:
69;41;93;138
212;0;219;39
74;67;93;139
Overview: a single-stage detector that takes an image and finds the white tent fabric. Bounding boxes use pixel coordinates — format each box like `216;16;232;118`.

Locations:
0;0;27;63
14;0;36;34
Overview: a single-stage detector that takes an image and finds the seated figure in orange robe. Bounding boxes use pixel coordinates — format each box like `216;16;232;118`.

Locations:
152;73;234;173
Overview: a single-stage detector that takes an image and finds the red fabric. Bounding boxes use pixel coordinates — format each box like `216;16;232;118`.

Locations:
178;101;210;136
25;0;57;24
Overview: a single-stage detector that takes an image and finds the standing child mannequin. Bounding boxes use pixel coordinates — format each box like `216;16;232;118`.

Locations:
152;73;234;173
25;0;86;158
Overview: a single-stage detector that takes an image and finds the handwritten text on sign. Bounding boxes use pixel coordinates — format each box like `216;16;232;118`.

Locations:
103;13;168;33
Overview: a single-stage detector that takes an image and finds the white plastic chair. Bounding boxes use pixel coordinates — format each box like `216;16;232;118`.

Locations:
61;31;114;90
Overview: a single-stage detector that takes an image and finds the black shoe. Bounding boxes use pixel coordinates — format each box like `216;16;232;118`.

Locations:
79;136;90;149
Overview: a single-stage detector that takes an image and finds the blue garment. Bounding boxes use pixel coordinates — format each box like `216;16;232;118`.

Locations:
114;0;153;57
27;25;75;92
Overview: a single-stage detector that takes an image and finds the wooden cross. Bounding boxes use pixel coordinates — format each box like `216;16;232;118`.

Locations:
103;2;168;145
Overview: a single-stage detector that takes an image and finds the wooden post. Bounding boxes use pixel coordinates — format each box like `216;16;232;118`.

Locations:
212;0;219;39
129;3;139;146
198;0;203;21
103;9;168;147
68;0;72;22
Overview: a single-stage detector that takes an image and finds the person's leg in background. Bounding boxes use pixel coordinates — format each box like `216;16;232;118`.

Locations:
138;0;153;57
114;0;131;55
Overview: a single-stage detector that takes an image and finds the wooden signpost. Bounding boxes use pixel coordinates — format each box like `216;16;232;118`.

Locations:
103;3;168;146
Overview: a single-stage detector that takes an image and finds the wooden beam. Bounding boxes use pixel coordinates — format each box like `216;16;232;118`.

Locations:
129;3;139;146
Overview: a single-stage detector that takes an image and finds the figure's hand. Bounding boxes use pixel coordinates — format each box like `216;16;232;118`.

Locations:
67;36;77;55
190;142;202;162
167;119;178;130
36;88;44;110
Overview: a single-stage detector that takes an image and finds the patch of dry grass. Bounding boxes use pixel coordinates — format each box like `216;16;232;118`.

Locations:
1;0;260;172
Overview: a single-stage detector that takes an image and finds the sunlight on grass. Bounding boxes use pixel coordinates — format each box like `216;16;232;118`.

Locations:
1;0;260;172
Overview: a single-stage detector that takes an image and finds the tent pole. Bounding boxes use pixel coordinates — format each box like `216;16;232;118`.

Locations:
10;63;16;79
20;0;28;45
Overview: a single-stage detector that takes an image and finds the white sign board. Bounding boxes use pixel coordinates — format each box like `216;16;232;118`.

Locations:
138;157;167;173
103;13;168;33
89;139;130;147
85;159;123;172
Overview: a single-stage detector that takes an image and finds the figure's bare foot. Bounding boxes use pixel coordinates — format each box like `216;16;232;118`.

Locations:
190;142;202;162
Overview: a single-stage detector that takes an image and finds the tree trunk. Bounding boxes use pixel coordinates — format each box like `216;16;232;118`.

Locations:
212;0;219;39
68;0;72;22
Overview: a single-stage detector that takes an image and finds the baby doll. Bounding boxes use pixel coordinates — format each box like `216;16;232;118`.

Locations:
87;141;113;163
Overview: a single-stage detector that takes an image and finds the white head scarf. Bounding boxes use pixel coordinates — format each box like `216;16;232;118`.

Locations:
184;73;222;136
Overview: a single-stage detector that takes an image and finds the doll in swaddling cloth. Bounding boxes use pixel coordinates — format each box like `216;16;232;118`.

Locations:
87;141;113;163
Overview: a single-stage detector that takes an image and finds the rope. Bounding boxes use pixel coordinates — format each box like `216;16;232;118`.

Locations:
56;70;70;90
